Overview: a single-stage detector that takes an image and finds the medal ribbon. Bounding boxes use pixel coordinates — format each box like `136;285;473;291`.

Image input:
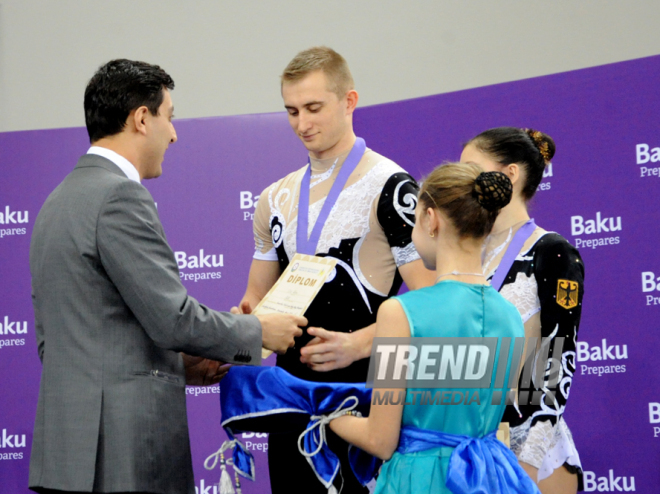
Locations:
490;219;537;291
296;137;366;255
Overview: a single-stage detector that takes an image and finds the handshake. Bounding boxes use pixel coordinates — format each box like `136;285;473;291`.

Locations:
231;300;307;355
183;301;306;386
182;302;307;386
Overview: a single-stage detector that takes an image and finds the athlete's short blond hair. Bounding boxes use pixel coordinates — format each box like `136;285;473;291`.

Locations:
281;46;354;98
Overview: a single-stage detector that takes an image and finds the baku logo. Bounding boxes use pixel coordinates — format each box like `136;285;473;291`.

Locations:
240;191;260;221
240;191;260;210
556;280;578;309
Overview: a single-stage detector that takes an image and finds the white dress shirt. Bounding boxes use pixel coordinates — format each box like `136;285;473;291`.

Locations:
87;146;141;183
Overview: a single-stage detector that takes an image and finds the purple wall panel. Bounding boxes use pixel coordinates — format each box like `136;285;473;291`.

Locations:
355;55;660;491
2;55;659;493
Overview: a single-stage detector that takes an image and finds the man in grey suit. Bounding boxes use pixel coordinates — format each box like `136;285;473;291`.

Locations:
28;59;305;494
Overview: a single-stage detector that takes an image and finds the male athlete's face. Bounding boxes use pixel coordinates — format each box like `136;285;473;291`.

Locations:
282;70;351;160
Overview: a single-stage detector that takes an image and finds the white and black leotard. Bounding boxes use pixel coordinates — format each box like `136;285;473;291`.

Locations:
252;148;421;383
486;227;585;483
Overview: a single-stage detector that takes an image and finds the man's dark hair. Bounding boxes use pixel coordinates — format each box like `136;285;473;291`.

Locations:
84;59;175;143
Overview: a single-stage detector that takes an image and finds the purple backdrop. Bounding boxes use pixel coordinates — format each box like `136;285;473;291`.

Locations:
2;55;659;493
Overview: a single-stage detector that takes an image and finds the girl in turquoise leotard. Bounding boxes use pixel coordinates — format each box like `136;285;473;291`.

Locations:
329;163;538;494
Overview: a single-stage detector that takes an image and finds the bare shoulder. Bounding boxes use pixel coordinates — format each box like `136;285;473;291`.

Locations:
376;298;410;337
378;297;404;316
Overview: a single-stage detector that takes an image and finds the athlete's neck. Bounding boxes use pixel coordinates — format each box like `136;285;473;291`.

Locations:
310;152;346;174
309;132;356;161
492;195;530;233
433;234;485;284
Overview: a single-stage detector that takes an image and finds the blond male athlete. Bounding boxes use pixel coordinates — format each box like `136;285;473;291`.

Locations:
237;47;434;493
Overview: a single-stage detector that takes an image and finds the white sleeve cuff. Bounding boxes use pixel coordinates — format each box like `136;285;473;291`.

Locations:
253;247;279;261
391;243;421;267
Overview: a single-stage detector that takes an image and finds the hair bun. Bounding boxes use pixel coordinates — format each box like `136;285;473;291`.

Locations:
473;171;512;211
524;128;554;163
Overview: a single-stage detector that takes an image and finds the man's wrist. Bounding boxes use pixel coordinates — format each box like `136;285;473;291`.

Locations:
350;325;375;360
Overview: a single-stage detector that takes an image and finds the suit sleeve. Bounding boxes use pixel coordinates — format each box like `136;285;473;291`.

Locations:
96;180;262;365
531;235;585;427
32;288;45;363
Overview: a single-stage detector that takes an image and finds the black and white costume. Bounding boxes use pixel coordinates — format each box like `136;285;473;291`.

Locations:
485;227;584;484
252;147;420;492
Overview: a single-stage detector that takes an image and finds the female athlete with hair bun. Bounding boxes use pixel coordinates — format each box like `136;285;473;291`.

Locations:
461;127;585;494
329;163;539;494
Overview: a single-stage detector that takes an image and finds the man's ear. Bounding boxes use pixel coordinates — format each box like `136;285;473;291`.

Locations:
345;89;359;115
132;106;149;136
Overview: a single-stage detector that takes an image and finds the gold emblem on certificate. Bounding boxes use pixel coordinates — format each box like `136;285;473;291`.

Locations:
253;253;337;358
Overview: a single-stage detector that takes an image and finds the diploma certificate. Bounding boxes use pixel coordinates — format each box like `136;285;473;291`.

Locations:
253;254;337;358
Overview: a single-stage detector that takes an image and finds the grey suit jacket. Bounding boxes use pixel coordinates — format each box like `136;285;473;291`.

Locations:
29;154;262;494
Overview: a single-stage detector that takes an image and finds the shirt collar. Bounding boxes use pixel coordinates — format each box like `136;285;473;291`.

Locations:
87;146;141;183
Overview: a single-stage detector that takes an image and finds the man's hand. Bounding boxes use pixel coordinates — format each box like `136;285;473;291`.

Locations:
230;300;253;315
300;326;371;372
257;313;306;354
182;354;232;386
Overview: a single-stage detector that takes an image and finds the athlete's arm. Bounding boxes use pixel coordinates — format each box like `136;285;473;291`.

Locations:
233;259;281;314
234;183;281;315
328;299;409;460
301;323;375;371
529;236;585;426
